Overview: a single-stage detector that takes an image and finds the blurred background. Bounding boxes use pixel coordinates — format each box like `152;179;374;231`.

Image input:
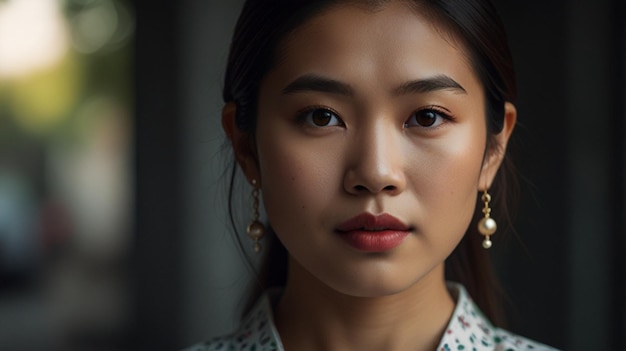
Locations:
0;0;133;350
0;0;624;350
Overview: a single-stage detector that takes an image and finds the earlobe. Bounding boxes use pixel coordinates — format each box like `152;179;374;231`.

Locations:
222;102;261;185
479;102;517;190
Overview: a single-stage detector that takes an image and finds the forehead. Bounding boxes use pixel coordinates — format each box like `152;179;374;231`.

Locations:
269;1;479;94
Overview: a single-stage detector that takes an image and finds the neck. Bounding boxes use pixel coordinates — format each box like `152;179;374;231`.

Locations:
274;258;455;351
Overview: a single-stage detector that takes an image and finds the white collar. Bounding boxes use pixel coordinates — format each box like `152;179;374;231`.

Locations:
191;282;558;351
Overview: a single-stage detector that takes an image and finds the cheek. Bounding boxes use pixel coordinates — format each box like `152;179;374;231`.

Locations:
407;125;486;239
255;130;341;232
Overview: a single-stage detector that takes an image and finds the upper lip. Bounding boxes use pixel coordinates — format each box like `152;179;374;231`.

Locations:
336;213;410;232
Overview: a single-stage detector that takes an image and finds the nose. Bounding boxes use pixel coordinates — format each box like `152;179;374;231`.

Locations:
343;124;406;196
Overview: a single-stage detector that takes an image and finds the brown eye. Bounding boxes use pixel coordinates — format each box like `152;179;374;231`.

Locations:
414;110;436;126
405;108;449;128
301;108;343;127
312;109;332;126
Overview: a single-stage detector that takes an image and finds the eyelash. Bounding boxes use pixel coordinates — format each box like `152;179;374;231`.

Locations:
295;105;344;127
295;105;455;128
404;105;456;129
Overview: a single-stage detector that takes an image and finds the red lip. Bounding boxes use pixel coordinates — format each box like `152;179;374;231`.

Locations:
336;213;411;252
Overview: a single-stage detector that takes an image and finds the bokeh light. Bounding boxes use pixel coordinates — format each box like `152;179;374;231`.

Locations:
0;0;134;349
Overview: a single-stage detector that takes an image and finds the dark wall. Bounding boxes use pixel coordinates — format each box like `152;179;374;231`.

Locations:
493;1;569;348
495;0;625;349
133;0;183;349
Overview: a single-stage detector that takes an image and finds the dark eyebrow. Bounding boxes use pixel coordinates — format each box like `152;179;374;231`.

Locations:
393;75;467;95
281;73;466;96
281;74;354;96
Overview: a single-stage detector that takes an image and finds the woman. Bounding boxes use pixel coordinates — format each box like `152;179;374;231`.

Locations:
187;0;559;350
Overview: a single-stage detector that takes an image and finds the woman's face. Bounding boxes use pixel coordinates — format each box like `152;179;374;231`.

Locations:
236;2;511;297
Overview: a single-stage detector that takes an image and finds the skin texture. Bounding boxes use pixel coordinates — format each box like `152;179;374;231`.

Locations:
223;2;516;350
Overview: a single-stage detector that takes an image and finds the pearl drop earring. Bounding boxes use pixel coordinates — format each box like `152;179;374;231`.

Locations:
477;189;497;249
247;179;266;253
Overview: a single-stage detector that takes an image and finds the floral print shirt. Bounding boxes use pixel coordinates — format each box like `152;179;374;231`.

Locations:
183;283;559;351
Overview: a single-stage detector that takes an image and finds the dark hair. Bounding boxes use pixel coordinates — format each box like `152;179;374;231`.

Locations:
224;0;517;326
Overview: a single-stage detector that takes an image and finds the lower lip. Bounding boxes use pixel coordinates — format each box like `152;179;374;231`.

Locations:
338;230;409;252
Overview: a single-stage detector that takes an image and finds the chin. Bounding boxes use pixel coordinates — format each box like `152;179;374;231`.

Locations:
320;268;429;298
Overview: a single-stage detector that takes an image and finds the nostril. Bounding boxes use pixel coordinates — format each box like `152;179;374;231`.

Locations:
354;185;368;192
352;184;397;193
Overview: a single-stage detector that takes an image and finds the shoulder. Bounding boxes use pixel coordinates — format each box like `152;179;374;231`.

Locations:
439;282;561;351
181;321;280;351
181;290;283;351
181;332;280;351
488;327;560;351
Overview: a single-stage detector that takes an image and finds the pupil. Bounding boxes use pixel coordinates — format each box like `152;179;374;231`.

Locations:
312;110;332;126
417;110;436;126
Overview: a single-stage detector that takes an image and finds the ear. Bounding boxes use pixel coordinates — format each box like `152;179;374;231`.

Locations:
478;102;517;190
222;102;261;185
